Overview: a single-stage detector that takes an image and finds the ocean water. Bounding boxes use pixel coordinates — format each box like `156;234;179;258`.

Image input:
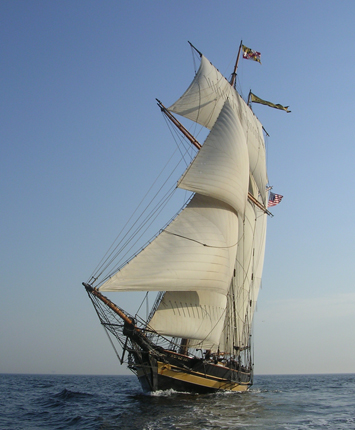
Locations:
0;373;354;429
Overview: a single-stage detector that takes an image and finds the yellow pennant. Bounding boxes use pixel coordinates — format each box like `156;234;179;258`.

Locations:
250;92;291;113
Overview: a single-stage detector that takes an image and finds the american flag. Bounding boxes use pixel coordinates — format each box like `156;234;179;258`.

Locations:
268;192;283;207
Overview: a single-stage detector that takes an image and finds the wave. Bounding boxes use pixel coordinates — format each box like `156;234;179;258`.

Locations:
142;388;200;398
38;388;94;408
53;388;94;400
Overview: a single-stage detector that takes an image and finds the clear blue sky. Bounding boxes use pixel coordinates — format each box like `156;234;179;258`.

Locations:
1;0;355;375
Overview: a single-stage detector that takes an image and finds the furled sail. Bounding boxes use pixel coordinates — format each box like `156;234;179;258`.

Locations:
169;55;268;205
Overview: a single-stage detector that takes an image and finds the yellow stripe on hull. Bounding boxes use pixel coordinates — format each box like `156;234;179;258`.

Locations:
156;361;250;392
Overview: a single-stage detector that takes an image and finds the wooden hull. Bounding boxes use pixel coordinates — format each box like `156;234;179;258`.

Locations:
133;358;251;394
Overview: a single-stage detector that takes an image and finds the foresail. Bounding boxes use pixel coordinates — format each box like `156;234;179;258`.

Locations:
178;100;249;216
148;290;226;346
99;194;239;295
167;51;270;352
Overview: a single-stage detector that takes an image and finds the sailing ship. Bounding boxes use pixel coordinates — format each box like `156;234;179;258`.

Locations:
84;41;283;393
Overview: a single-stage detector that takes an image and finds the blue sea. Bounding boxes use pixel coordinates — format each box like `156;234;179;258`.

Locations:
0;373;354;429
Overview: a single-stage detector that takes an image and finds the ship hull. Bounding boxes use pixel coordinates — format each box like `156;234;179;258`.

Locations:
133;356;251;394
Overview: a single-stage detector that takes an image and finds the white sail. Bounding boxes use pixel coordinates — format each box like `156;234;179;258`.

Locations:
217;290;235;353
169;55;233;129
178;100;249;215
219;193;267;352
169;55;268;204
234;201;256;349
148;290;226;345
99;194;239;295
216;201;255;353
148;102;250;348
249;208;267;319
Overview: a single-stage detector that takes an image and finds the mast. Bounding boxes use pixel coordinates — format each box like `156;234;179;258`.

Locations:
230;40;243;88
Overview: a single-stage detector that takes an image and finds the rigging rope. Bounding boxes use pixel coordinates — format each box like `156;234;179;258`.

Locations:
88;114;198;286
88;149;182;283
97;185;178;283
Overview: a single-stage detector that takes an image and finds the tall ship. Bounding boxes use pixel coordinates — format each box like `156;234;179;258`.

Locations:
84;42;285;393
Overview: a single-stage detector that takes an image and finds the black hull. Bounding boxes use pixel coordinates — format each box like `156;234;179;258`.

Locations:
131;350;252;394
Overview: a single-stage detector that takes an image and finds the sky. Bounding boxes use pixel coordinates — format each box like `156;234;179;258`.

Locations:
1;0;355;376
